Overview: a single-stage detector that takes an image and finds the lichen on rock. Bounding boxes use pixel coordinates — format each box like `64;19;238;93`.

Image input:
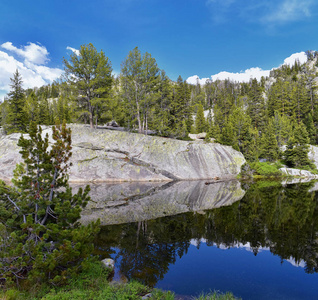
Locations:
0;124;246;182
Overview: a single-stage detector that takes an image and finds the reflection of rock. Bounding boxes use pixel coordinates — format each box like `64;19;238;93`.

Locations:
80;180;245;225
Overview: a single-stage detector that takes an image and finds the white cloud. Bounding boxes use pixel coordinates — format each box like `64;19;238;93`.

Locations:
206;0;315;26
263;0;313;24
187;68;270;84
66;46;80;56
0;42;63;101
1;42;50;65
283;51;307;66
187;75;211;85
187;51;308;85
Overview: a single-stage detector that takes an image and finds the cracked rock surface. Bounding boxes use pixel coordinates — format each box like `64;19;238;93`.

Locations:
0;124;245;182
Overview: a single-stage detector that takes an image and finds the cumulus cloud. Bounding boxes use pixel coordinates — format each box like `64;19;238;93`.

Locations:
66;46;80;56
283;51;307;66
187;68;270;85
187;51;308;85
0;42;63;101
1;42;50;65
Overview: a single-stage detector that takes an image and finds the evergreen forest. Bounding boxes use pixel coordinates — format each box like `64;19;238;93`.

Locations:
1;44;318;169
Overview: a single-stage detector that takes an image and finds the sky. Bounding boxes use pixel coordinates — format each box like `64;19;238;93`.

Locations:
1;0;318;100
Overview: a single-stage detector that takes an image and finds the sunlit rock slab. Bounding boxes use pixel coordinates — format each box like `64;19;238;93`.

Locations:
0;124;245;182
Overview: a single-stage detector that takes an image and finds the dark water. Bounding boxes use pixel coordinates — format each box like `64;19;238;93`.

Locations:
93;180;318;299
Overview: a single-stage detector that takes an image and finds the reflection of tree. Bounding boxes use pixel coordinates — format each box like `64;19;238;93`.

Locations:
96;216;196;286
204;181;318;273
96;181;318;285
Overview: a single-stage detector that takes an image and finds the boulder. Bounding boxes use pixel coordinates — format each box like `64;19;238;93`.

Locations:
0;124;245;182
280;167;318;178
101;258;115;270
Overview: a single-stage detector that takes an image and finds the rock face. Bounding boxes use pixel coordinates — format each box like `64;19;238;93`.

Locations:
0;124;245;182
280;167;318;179
79;180;245;225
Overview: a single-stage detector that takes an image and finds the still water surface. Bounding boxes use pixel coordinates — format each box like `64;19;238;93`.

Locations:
87;180;318;299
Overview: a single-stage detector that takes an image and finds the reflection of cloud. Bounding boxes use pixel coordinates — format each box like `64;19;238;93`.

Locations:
190;239;306;269
187;52;308;85
0;42;63;101
286;257;306;268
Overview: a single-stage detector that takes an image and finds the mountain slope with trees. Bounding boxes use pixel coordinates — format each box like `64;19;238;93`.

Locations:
1;46;318;171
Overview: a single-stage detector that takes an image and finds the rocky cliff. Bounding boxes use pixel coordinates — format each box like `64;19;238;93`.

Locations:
0;125;245;182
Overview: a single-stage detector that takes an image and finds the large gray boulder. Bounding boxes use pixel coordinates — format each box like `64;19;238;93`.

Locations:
0;124;245;182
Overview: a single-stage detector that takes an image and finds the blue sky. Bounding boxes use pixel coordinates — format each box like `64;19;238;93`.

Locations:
1;0;318;99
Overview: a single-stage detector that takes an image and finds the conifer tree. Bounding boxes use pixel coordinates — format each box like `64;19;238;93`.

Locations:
170;76;192;137
64;43;113;128
221;118;238;150
6;70;27;133
195;103;206;133
0;122;99;286
121;47;160;133
284;121;315;169
260;120;279;162
247;79;267;132
206;118;221;143
272;111;293;147
24;90;39;125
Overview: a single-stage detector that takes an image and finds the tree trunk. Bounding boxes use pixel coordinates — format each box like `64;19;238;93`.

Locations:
88;102;94;129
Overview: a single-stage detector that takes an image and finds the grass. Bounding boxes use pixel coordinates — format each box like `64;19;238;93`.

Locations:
194;291;240;300
0;260;239;300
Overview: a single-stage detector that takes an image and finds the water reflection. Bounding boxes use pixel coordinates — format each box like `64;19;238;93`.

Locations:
80;180;245;225
95;180;318;290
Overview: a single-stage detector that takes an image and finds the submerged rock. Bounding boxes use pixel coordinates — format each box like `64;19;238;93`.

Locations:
0;124;245;182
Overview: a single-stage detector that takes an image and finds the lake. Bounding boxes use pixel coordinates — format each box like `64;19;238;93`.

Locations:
80;179;318;299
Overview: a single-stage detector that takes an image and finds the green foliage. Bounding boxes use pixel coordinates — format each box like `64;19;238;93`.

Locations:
249;162;282;177
284;121;316;170
63;43;113;128
169;75;193;137
195;103;207;133
0;122;99;287
120;47;160;134
259;119;280;162
5;70;27;133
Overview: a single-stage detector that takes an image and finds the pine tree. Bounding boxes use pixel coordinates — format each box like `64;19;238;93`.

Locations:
284;121;315;169
221;118;238;150
170;76;192;137
64;43;113;128
24;90;39;125
195;103;206;133
0;122;99;286
259;120;280;162
247;79;267;132
272;111;293;147
6;70;27;133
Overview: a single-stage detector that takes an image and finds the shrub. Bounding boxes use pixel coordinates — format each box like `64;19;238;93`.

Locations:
0;122;99;287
